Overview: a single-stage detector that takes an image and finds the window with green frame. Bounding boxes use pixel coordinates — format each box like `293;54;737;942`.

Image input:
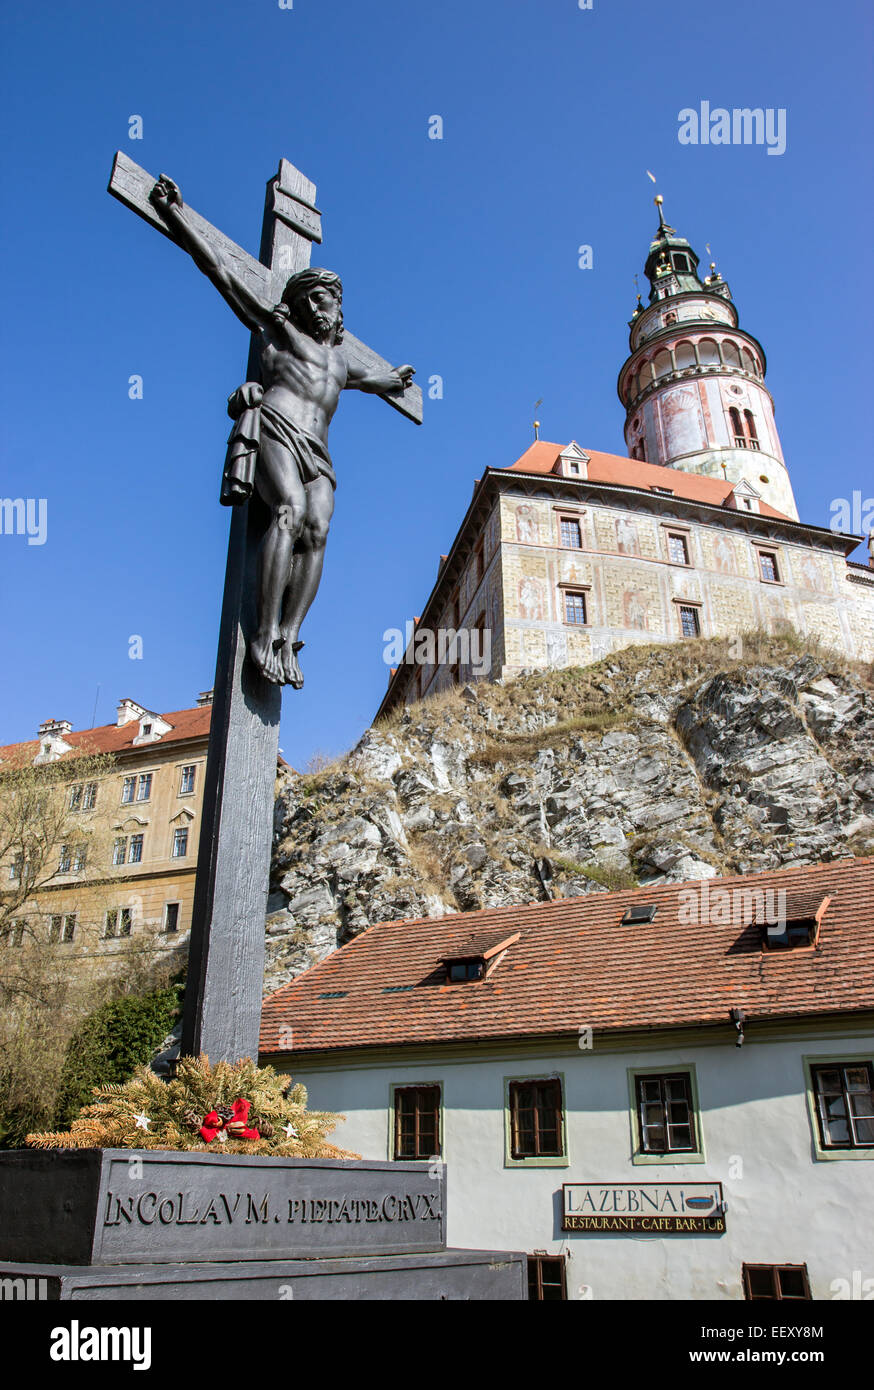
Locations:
811;1062;874;1150
635;1072;697;1154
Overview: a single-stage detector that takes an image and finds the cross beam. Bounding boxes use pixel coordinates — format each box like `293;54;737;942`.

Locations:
108;152;422;423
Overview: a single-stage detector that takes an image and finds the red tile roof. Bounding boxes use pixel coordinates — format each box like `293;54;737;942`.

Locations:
260;858;874;1056
0;705;211;765
507;441;791;520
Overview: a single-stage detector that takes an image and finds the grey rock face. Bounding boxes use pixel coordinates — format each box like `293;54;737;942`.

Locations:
263;643;874;991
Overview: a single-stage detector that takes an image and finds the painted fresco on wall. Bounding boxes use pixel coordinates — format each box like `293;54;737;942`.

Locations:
518;576;545;621
546;631;568;666
522;628;547;665
515;504;539;545
799;553;823;591
662;385;705;455
616;516;639;555
624;589;649;630
713;534;736;574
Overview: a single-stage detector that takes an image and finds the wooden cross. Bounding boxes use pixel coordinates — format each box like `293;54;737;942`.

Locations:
108;152;422;1063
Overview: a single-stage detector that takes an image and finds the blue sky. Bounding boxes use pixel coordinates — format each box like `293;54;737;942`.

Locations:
1;0;871;768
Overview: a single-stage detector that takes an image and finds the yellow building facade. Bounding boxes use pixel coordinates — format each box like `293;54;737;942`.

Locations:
0;694;211;986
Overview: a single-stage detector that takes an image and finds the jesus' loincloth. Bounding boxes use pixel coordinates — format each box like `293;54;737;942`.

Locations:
221;382;337;506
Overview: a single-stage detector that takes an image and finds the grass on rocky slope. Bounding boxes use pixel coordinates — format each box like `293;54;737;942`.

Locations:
289;629;870;796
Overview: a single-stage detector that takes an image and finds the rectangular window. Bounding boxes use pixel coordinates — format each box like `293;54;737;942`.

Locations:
472;536;485;584
68;784;82;811
58;845;72;873
636;1073;696;1153
509;1078;564;1159
11;922;25;948
73;845;87;872
9;856;23;882
563;590;587;625
668;533;689;565
172;827;189;858
136;773;153;802
758;552;780;583
393;1085;441;1160
179;765;196;795
527;1255;567;1302
743;1265;811;1301
105;908;133;939
679;604;700;638
52;913;77;944
811;1063;874;1149
164;902;180;934
560;517;582;549
121;776;135;804
82;782;97;810
127;833;144;865
112;837;127;867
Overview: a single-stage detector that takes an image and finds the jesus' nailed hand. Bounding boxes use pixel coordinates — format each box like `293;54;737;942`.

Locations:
148;174;415;689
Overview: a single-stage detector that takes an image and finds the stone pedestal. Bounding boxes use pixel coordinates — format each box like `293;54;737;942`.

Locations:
0;1150;525;1301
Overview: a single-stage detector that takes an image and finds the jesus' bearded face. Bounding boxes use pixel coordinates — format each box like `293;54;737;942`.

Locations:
293;286;342;343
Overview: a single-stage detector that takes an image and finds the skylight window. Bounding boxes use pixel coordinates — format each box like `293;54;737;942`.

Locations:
318;990;349;999
621;904;658;925
382;985;414;994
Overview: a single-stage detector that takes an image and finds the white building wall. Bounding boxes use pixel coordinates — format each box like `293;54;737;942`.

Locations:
284;1029;874;1301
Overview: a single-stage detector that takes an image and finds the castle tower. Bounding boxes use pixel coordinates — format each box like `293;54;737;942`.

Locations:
617;197;798;521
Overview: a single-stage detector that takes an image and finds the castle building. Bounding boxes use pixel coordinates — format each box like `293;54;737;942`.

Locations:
0;694;212;978
377;203;874;718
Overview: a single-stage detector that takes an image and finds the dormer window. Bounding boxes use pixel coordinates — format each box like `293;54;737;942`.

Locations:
558;443;589;479
447;958;485;982
141;723;152;737
441;930;520;982
761;894;830;951
764;918;818;950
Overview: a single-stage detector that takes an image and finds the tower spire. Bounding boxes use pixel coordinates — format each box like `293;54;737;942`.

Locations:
616;202;799;521
654;194;673;235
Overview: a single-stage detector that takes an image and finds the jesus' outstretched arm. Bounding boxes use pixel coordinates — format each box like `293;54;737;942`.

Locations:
345;358;415;396
148;175;273;333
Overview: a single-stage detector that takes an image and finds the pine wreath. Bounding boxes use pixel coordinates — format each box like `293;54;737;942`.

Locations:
26;1054;357;1158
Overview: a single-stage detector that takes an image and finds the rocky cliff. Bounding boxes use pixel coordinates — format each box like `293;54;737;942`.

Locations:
265;634;874;991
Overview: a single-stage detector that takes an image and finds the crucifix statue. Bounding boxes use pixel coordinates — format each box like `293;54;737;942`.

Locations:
108;152;421;1061
149;174;415;689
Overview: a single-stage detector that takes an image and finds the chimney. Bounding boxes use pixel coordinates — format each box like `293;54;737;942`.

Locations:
117;698;145;727
37;718;72;737
196;689;214;706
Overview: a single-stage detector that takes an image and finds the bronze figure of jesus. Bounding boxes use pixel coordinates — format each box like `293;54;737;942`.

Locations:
149;175;415;688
